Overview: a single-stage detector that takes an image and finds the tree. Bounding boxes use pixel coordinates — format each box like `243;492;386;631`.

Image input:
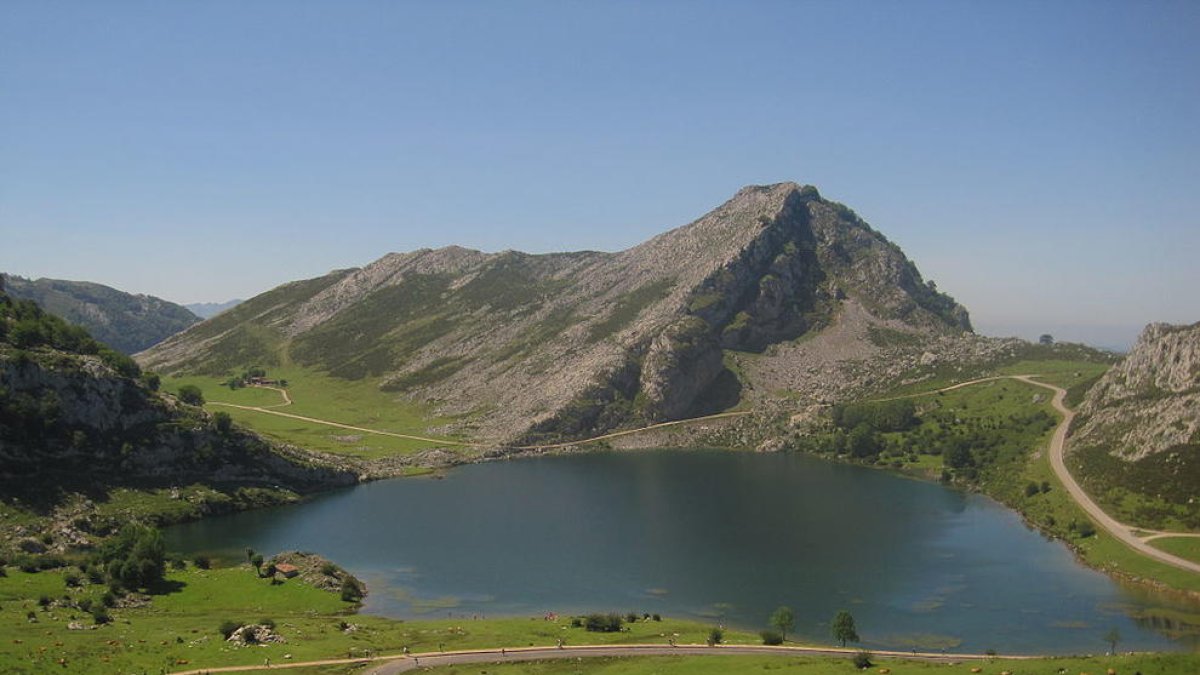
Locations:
95;523;166;591
1104;627;1120;654
770;606;795;642
250;553;264;575
831;610;858;647
213;411;233;434
177;384;204;406
1039;334;1054;345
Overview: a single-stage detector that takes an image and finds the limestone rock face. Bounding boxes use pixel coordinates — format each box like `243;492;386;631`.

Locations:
1073;322;1200;460
139;183;972;444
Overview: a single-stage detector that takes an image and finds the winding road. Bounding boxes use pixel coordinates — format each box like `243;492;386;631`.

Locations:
900;375;1200;574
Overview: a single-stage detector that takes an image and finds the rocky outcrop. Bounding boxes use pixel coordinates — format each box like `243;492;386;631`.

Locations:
1073;322;1200;460
139;183;972;445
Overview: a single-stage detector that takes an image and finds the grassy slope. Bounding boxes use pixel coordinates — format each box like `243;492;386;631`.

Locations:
165;366;466;459
0;565;753;675
1151;538;1200;565
820;360;1200;596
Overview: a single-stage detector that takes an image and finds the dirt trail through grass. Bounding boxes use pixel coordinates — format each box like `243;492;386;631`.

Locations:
897;374;1200;574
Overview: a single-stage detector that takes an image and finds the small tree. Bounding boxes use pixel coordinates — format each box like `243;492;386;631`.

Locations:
250;553;264;575
177;384;204;406
340;577;363;602
832;610;859;647
1039;334;1054;345
707;627;723;646
213;411;233;434
1104;627;1120;654
770;605;795;642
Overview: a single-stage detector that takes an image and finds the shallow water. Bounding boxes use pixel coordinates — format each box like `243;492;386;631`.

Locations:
166;449;1198;654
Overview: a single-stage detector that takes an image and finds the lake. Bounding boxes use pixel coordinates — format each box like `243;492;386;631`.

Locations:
165;449;1198;654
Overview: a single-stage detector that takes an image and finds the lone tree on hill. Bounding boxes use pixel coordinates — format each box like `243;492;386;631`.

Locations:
770;606;795;642
1039;334;1054;345
831;609;859;647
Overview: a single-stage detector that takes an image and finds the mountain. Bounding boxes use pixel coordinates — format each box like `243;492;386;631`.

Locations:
139;182;971;444
1;274;200;354
186;298;244;319
0;286;354;537
1070;321;1200;529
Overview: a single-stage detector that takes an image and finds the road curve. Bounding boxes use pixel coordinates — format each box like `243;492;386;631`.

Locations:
1010;376;1200;574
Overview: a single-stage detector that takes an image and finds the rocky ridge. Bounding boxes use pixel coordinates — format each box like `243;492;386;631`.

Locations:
1072;321;1200;460
139;183;972;445
2;274;200;354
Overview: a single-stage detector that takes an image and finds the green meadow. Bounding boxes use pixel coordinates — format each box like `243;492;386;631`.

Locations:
165;366;472;459
0;564;757;675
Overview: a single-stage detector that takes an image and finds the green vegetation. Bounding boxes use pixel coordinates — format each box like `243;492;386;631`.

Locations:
1;274;199;355
0;291;141;378
403;653;1200;675
1072;442;1200;530
770;605;795;642
830;610;858;648
0;562;758;674
1150;537;1200;564
165;365;463;459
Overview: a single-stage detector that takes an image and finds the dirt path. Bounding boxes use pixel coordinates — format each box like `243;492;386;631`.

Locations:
900;374;1200;573
172;642;1032;675
209;395;751;452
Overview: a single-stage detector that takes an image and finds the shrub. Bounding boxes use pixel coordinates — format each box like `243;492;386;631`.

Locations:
177;384;204;406
1024;482;1040;497
852;650;873;669
625;612;639;623
219;620;240;639
100;592;116;608
340;577;363;602
652;613;661;621
259;617;276;629
708;627;724;645
77;598;93;613
583;613;624;633
320;562;337;576
37;594;51;609
760;630;784;645
64;572;82;587
91;607;111;625
193;555;211;570
570;617;583;628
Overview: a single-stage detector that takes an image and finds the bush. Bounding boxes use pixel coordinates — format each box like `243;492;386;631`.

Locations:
219;620;241;639
583;613;624;633
193;555;211;570
760;630;784;645
37;594;52;609
708;627;724;645
320;562;337;576
1024;481;1040;497
91;607;111;625
77;597;93;613
340;577;363;602
852;650;873;669
625;612;639;623
652;613;661;622
259;617;276;629
177;384;204;406
100;592;116;608
570;617;583;628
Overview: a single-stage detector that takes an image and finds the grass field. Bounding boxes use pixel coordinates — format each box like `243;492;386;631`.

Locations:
0;564;757;675
1150;538;1200;565
166;366;470;459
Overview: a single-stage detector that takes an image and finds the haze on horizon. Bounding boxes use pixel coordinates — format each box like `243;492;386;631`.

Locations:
2;1;1197;352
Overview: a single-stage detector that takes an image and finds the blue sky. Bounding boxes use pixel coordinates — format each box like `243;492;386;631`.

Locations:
2;1;1197;349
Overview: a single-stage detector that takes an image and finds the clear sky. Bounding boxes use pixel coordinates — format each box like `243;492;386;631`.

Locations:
2;1;1197;350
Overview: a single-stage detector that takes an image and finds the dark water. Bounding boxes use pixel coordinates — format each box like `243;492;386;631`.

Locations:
166;450;1198;654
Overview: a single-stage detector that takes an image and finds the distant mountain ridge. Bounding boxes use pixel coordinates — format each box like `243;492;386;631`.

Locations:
139;182;972;444
2;274;199;354
186;299;244;319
